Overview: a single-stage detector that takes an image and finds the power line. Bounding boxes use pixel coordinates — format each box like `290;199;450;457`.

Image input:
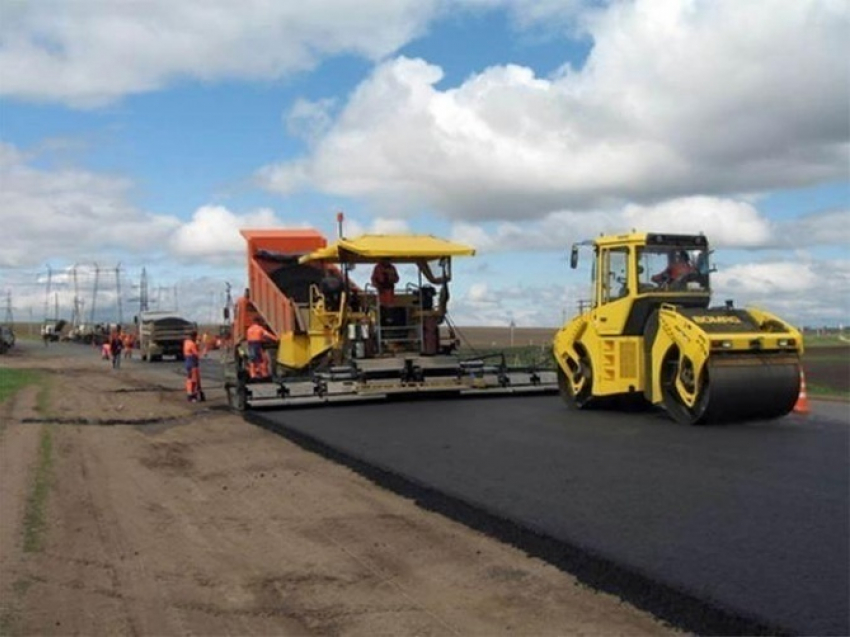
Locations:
3;290;12;325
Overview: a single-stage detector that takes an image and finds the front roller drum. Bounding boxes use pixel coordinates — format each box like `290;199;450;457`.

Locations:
663;354;801;425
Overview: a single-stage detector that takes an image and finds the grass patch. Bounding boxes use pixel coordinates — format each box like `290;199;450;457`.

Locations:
0;369;41;405
35;376;52;417
22;424;54;553
807;383;850;400
456;345;555;368
803;334;850;348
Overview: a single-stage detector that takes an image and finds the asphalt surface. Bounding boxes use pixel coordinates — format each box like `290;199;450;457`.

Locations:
249;395;849;636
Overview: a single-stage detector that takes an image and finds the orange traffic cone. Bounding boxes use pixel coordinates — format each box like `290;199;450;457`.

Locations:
793;369;811;415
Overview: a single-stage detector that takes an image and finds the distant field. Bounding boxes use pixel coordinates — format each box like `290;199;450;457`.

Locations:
450;326;557;349
802;334;850;348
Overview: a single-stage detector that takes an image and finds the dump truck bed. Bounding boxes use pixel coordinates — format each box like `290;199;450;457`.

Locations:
240;229;328;337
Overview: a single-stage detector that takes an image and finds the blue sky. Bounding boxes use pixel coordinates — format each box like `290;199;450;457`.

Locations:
1;0;848;328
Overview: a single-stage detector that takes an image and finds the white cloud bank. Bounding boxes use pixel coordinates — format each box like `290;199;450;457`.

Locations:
169;206;291;262
0;142;294;268
450;195;849;253
0;0;448;107
0;141;180;267
261;0;848;219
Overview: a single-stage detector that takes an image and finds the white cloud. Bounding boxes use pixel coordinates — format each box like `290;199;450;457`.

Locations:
168;205;293;262
714;262;820;295
0;141;180;268
449;196;778;253
712;259;850;326
341;216;412;239
622;197;772;248
448;279;576;328
451;209;618;252
773;208;850;248
286;98;338;144
0;141;302;271
261;0;848;219
0;0;446;106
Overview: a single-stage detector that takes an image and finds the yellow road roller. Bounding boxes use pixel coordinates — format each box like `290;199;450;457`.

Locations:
553;232;803;424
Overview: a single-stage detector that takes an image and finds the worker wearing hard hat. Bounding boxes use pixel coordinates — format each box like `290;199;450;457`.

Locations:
246;317;277;378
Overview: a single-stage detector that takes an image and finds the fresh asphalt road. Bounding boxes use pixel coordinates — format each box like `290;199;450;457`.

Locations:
249;394;849;636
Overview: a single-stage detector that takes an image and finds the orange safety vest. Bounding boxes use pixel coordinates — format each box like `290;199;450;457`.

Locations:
183;338;199;358
246;323;274;343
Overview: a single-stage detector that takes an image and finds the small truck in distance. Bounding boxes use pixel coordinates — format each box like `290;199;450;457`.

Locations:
137;311;197;362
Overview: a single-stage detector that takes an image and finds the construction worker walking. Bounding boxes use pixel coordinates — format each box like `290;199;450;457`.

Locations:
246;317;277;379
109;326;124;369
183;330;204;402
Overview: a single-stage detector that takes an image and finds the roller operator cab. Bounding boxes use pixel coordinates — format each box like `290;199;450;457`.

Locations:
553;232;804;425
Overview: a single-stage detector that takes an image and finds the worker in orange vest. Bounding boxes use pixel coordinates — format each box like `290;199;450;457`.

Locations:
371;259;399;307
183;330;204;402
246;317;277;378
123;332;134;359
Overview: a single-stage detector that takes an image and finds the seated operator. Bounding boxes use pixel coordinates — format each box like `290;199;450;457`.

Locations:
320;271;344;311
652;250;694;287
371;259;399;308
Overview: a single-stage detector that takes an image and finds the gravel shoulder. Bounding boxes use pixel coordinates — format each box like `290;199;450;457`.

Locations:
0;342;675;636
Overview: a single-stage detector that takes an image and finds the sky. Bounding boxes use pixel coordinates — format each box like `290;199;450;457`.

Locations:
1;0;848;329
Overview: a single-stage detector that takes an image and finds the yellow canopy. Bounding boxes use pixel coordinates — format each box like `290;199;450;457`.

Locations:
299;234;476;264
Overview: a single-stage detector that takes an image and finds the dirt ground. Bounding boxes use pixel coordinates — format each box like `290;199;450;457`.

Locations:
0;344;674;637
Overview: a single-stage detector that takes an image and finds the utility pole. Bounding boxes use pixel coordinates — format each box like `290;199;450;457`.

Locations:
90;262;100;324
43;264;53;322
70;264;81;329
224;282;233;325
139;268;149;314
115;263;123;326
3;290;13;325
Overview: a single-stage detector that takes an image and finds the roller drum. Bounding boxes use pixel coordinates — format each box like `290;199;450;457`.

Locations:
665;354;801;425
